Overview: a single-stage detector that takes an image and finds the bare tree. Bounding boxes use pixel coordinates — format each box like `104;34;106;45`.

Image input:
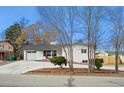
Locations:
78;6;107;73
22;23;42;45
108;7;124;72
38;7;77;70
18;17;29;28
40;28;58;44
0;31;5;40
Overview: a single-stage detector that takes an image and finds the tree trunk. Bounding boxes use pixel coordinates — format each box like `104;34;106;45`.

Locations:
68;45;73;71
87;7;92;73
92;46;96;72
70;45;73;71
115;50;119;72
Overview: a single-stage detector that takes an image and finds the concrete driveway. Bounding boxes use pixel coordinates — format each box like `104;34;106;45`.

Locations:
0;61;56;74
0;61;88;74
0;60;124;74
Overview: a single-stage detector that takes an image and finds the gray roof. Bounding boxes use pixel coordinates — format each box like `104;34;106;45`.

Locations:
23;44;61;51
61;42;88;47
73;42;88;46
23;42;88;51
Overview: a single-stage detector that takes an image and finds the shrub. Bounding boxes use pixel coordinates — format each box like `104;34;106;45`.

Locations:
50;56;67;68
95;58;104;70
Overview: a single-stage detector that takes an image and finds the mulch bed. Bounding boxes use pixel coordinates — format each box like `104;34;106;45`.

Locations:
24;68;124;77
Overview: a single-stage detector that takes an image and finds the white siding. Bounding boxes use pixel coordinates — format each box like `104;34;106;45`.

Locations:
36;51;47;60
62;45;88;63
24;44;89;63
24;50;27;61
73;45;88;63
62;48;69;59
24;50;54;61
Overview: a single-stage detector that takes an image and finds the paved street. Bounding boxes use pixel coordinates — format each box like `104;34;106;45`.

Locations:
0;74;124;87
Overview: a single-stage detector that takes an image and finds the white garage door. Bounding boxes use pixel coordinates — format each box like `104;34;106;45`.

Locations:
26;51;36;61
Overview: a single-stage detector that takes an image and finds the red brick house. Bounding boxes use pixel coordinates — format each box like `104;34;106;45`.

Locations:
0;40;14;60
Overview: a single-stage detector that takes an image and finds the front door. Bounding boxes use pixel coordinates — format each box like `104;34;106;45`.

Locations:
0;52;4;60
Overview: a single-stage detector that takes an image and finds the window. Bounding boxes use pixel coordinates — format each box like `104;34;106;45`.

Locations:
81;49;87;53
0;45;4;50
47;51;51;56
43;51;51;56
82;60;88;63
11;47;13;50
43;50;57;56
32;51;36;53
9;46;11;50
52;50;57;56
9;46;13;50
27;51;36;53
43;51;46;56
27;51;31;53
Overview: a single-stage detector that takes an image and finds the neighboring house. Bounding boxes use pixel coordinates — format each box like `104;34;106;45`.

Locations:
96;51;124;64
96;51;109;56
23;42;89;64
0;40;14;60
